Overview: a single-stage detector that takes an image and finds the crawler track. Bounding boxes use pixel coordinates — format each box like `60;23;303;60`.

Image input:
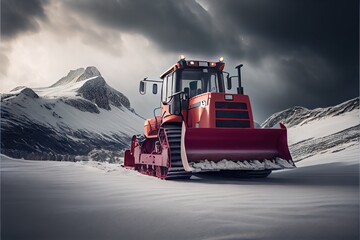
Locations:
163;125;192;180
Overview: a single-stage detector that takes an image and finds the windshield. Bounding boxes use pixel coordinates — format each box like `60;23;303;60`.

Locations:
178;68;224;98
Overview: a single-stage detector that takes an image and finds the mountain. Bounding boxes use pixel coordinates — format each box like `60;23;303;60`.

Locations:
261;98;359;128
261;97;359;162
1;67;144;160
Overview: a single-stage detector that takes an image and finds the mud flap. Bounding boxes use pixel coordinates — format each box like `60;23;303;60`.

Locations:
124;135;137;168
124;149;134;167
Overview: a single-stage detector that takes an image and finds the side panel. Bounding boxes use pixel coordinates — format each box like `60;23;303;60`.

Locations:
124;149;134;167
138;153;168;167
143;116;162;138
132;137;169;168
161;104;183;125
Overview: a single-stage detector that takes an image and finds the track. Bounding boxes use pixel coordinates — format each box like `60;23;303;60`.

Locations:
163;125;192;180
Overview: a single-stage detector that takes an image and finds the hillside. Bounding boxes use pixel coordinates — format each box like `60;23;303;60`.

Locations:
1;67;144;160
261;97;359;163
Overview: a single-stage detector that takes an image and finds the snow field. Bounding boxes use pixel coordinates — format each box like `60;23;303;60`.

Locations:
287;110;359;145
1;153;358;240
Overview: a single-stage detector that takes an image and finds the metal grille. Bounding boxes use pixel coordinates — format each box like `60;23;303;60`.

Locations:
216;110;249;119
215;102;247;109
216;120;251;128
215;102;250;128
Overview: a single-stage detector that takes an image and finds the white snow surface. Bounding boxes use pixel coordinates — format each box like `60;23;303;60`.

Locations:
1;102;359;239
190;158;295;171
34;76;99;98
287;109;359;145
2;84;359;239
296;142;359;167
3;93;143;136
7;67;101;98
2;147;359;240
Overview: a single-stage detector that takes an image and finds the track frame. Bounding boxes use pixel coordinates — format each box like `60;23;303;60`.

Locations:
124;124;192;179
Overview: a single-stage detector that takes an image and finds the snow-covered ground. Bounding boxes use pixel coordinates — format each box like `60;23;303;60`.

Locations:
1;145;359;240
2;97;358;239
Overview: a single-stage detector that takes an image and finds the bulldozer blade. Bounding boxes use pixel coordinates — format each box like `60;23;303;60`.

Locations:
180;122;295;172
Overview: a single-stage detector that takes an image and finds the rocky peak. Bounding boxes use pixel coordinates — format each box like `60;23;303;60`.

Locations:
51;66;102;87
77;77;130;110
77;66;102;82
20;88;39;98
10;86;27;92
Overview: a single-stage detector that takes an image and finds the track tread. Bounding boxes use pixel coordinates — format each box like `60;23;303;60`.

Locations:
164;125;192;180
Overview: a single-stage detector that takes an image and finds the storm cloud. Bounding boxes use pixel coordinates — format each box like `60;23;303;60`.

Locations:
207;0;359;111
64;0;359;118
1;0;358;121
65;0;219;54
1;0;49;40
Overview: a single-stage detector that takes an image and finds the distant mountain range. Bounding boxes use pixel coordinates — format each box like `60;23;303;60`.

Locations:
1;67;358;163
1;67;144;160
263;97;359;162
262;98;359;128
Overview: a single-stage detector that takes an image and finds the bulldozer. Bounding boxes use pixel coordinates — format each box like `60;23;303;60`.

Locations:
124;56;295;179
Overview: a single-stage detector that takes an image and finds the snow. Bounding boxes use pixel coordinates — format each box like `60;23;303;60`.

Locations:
296;143;359;167
1;105;359;239
1;150;358;240
190;158;295;171
1;78;359;239
287;110;359;145
1;99;359;239
5;74;98;99
34;76;99;98
2;86;143;137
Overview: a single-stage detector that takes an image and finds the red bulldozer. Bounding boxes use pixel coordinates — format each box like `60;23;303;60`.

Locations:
124;56;295;179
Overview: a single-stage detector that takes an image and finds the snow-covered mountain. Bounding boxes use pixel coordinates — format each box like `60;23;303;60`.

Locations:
262;98;359;128
262;97;359;162
1;67;144;160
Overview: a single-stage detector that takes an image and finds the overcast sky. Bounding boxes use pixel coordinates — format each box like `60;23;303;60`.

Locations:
1;0;359;122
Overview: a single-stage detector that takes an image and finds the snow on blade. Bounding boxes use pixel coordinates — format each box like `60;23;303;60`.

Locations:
190;158;295;172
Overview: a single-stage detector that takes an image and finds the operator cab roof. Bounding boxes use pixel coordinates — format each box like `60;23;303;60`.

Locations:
160;56;225;79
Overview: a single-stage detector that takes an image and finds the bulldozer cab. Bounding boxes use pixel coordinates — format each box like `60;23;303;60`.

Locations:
161;64;225;103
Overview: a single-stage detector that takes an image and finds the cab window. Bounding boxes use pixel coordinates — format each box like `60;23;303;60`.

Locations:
162;72;175;103
161;76;167;103
178;68;224;98
167;73;173;101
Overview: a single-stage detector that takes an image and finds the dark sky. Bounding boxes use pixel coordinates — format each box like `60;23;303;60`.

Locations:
1;0;359;122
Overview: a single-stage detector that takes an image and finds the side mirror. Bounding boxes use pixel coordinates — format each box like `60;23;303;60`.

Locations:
152;84;158;94
226;76;232;90
139;81;146;95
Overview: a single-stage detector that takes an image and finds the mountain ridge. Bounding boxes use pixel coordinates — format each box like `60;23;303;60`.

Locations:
261;97;359;128
1;67;144;160
50;66;102;87
262;98;360;163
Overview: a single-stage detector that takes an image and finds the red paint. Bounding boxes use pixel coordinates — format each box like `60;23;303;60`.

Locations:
186;93;254;128
184;127;292;162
